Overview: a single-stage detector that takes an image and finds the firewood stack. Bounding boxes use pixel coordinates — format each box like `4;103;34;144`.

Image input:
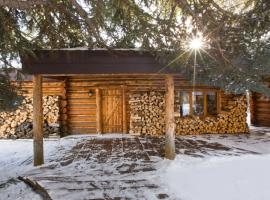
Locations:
129;92;248;135
129;91;165;135
175;96;249;135
0;96;60;139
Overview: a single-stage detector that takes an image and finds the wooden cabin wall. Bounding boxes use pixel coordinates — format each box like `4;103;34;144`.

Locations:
66;78;97;134
66;75;230;134
251;93;270;127
15;75;240;135
250;79;270;127
66;74;189;134
251;94;270;127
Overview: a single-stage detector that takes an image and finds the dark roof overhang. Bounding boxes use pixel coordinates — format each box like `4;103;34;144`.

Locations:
21;49;173;75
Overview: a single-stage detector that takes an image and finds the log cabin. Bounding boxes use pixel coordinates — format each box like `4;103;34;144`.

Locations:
19;49;249;139
1;48;266;164
0;48;267;165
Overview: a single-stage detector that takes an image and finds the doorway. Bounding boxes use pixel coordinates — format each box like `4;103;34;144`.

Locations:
101;89;123;133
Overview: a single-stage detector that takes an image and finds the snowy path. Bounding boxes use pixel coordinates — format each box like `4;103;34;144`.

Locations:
22;137;168;199
1;127;270;200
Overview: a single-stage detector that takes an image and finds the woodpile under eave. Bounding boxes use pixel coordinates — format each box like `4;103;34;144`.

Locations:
0;96;61;139
129;92;248;136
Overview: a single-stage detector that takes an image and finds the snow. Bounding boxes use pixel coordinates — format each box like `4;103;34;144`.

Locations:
0;181;42;200
161;154;270;200
0;137;87;199
1;128;270;199
0;138;84;183
0;137;78;181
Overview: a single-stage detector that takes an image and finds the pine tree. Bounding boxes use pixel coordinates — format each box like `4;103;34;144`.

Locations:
0;0;270;111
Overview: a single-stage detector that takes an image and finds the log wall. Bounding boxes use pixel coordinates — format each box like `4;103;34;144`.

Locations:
65;74;189;134
251;79;270;127
12;75;250;135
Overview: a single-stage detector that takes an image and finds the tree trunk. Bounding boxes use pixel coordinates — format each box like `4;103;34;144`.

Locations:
164;75;176;160
33;74;44;166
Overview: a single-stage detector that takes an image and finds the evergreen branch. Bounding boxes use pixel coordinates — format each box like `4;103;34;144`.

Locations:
67;0;108;48
0;0;49;9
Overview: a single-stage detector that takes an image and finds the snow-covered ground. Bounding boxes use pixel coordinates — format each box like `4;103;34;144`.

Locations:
1;128;270;200
0;136;88;184
0;136;89;200
160;154;270;200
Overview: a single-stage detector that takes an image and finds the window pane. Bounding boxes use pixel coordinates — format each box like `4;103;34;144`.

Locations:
179;91;190;116
207;92;217;115
193;92;204;115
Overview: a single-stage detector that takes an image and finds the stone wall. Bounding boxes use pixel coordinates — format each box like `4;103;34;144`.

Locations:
0;96;60;139
129;92;248;135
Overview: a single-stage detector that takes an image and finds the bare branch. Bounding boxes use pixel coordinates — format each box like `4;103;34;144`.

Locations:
18;176;52;200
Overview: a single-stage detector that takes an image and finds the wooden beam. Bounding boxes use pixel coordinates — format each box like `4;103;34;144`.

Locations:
189;92;193;115
122;86;128;133
204;92;207;116
96;88;102;133
33;75;44;166
217;90;222;114
164;75;176;160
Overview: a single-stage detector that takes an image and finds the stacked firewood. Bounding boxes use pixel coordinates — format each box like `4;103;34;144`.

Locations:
129;92;248;135
175;97;248;135
0;96;60;139
129;91;165;135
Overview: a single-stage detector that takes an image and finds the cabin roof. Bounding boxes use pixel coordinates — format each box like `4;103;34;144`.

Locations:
21;49;174;75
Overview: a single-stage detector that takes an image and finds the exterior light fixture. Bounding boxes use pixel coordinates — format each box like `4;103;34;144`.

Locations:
88;90;94;97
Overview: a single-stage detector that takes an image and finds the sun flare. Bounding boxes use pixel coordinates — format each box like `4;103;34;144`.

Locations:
189;37;203;50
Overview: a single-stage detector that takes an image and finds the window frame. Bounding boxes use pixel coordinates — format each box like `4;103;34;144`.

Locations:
178;89;221;117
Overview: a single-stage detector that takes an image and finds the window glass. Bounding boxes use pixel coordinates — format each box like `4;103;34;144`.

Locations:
207;92;217;115
193;91;204;115
179;91;190;116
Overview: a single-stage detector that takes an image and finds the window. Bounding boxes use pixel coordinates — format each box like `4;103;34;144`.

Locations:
178;90;219;117
179;91;190;116
207;92;217;115
193;92;204;115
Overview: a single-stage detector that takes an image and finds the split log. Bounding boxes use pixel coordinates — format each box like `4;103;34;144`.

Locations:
175;96;248;135
129;91;165;135
0;96;61;139
129;91;248;135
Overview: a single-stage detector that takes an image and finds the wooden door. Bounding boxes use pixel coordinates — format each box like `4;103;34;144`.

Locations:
101;89;123;133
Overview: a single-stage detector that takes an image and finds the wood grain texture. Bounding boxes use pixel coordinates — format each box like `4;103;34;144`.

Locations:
251;90;270;127
164;75;176;160
96;88;102;134
16;74;225;135
102;89;123;133
122;86;128;133
33;75;44;166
